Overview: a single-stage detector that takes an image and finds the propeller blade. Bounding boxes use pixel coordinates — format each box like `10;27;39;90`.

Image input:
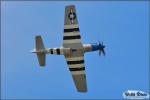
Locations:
99;48;105;56
99;50;101;56
98;41;105;56
102;49;105;56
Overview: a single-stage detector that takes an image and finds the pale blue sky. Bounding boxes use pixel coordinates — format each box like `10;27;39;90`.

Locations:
1;1;149;99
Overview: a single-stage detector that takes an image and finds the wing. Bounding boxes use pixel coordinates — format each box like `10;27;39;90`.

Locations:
63;5;82;48
65;54;87;92
63;5;87;92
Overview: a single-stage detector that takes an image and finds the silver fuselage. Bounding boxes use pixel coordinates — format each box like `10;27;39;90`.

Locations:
32;43;100;55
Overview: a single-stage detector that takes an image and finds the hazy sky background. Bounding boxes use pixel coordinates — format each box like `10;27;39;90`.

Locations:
1;1;149;99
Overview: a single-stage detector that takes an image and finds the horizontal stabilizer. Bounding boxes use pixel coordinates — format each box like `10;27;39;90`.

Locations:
36;35;45;50
35;35;46;66
37;53;46;66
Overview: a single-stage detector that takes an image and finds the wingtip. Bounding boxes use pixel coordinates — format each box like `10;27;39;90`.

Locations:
78;89;88;93
66;5;75;8
77;86;88;93
39;63;46;66
35;35;41;39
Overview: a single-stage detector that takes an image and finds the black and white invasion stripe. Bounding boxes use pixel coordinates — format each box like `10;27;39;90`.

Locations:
48;48;63;55
63;24;81;44
66;56;85;75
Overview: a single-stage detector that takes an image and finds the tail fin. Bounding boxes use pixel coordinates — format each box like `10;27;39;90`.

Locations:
35;36;46;66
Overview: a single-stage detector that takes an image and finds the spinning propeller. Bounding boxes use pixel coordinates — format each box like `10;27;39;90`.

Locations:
98;41;105;56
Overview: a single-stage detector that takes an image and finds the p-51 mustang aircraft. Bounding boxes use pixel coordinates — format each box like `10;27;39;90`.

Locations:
31;5;105;92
